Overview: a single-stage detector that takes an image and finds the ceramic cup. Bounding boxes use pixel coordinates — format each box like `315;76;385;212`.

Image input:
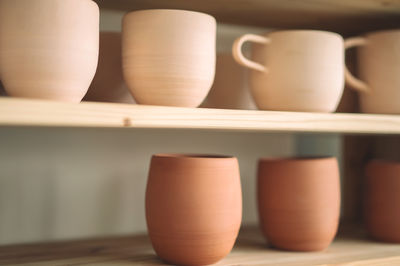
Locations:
122;9;216;107
365;160;400;242
232;30;344;112
345;30;400;114
201;53;256;109
0;0;99;103
146;154;242;265
84;32;134;104
257;157;340;251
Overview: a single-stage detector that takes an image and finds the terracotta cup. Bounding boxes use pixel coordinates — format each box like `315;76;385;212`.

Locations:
201;53;256;109
257;157;340;251
122;9;216;107
345;30;400;114
365;160;400;242
146;154;242;265
84;32;134;104
0;0;99;103
232;30;344;112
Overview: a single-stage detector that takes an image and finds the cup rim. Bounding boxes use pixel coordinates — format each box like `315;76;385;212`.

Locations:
123;9;216;22
259;156;336;163
364;28;400;37
153;153;235;159
264;29;342;39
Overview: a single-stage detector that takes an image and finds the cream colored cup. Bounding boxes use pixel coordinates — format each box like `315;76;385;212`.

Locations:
201;53;256;110
233;30;344;112
0;0;99;103
345;30;400;114
122;9;216;107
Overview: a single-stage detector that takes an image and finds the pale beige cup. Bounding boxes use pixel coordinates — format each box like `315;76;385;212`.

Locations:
84;32;134;104
122;9;216;107
0;0;99;103
232;30;345;112
345;30;400;114
201;53;256;110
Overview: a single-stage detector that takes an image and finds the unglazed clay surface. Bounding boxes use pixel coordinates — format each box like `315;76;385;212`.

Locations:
233;30;344;112
146;154;242;265
122;9;216;107
84;32;134;104
201;53;256;110
345;30;400;114
257;157;340;251
365;160;400;242
0;0;99;103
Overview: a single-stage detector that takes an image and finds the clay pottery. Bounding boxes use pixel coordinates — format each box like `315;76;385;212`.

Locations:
345;30;400;114
365;160;400;242
257;157;340;251
201;53;256;109
232;30;344;112
0;0;99;103
146;154;242;265
122;9;216;107
84;32;134;104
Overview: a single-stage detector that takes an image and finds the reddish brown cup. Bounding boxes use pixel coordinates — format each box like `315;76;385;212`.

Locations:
257;157;340;251
146;154;242;265
365;160;400;243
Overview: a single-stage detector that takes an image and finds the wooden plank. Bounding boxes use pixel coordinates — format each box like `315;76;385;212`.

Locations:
94;0;400;34
1;98;400;134
2;225;400;265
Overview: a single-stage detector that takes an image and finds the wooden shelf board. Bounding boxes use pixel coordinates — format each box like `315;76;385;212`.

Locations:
1;98;400;134
94;0;400;34
2;225;400;265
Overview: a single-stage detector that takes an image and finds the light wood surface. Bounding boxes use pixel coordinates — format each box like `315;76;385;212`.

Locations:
95;0;400;34
2;225;400;265
1;98;400;134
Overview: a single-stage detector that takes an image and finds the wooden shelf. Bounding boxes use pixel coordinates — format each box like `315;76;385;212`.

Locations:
95;0;400;34
1;225;400;265
1;98;400;134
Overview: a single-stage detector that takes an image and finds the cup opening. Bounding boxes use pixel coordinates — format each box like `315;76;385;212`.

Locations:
259;156;335;162
154;153;234;159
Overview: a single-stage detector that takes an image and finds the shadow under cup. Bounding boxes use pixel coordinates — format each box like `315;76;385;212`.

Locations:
257;156;341;251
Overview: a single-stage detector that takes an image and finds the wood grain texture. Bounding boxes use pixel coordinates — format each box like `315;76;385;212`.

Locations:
1;98;400;134
94;0;400;35
2;225;400;265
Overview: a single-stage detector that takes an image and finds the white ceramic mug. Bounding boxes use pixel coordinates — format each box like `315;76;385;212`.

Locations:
233;30;344;112
0;0;99;103
345;30;400;114
122;9;216;107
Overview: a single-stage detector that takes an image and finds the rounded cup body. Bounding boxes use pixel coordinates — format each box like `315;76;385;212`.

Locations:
365;160;400;242
250;30;344;112
257;157;340;251
0;0;99;103
146;154;242;265
122;9;216;107
357;30;400;114
84;32;134;104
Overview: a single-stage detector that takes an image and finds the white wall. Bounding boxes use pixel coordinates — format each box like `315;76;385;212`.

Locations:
0;10;294;245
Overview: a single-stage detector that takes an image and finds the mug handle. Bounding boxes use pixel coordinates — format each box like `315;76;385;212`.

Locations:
232;34;270;73
344;37;370;93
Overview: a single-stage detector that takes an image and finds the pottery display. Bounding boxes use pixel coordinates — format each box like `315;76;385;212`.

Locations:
201;53;256;109
0;0;99;103
257;157;340;251
365;160;400;242
146;154;242;265
232;30;344;112
345;30;400;114
84;32;134;104
122;9;216;107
